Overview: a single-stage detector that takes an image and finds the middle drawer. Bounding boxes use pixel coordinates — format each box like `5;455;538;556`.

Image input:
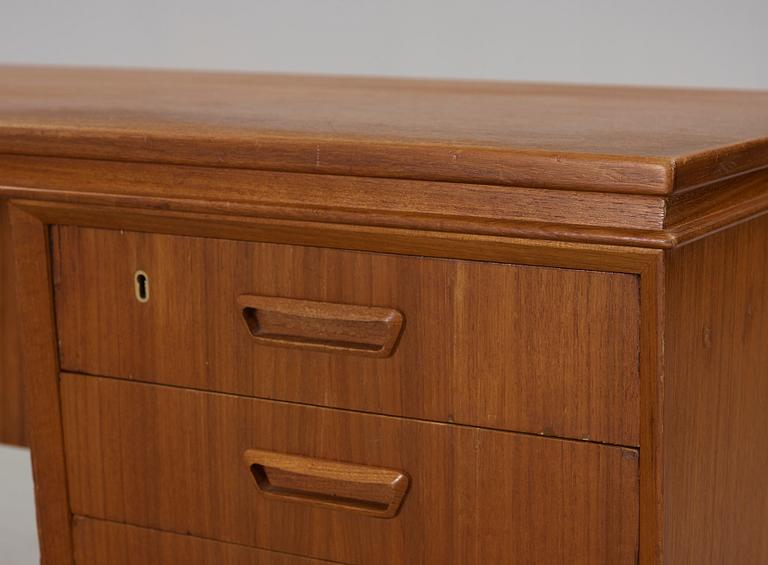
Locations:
61;373;640;565
53;226;640;445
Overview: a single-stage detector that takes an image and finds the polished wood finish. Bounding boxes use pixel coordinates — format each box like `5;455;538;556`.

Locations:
243;449;410;518
3;150;768;250
237;296;404;358
662;214;768;563
7;206;73;564
0;199;25;445
14;199;664;272
73;519;338;565
54;226;641;446
4;68;768;564
637;253;664;565
61;374;640;565
2;66;768;194
0;154;670;246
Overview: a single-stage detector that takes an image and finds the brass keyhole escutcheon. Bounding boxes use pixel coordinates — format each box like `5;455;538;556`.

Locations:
134;270;149;303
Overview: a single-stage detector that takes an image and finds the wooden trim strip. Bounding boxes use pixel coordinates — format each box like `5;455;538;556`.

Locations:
3;155;768;249
12;199;661;274
0;185;676;248
638;254;665;565
665;166;768;247
0;154;667;228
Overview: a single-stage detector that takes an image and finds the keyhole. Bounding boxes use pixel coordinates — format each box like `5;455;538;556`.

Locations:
134;271;149;303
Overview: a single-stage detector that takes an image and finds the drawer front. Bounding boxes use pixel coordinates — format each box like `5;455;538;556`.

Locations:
62;374;640;565
74;518;336;565
54;226;640;445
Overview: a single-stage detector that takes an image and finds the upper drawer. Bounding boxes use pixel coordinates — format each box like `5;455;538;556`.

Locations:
53;226;640;445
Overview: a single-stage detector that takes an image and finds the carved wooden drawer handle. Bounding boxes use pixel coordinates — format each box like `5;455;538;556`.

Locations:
243;449;410;518
237;295;404;357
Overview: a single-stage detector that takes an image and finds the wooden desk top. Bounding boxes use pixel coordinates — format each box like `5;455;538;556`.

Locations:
1;66;767;195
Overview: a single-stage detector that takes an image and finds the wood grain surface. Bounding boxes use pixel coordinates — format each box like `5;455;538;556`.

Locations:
236;295;404;358
637;252;664;565
61;374;640;565
73;518;339;565
662;214;768;563
2;66;767;565
8;206;74;564
54;226;641;446
242;449;410;518
4;154;768;250
17;199;662;279
0;199;25;445
0;154;668;233
2;66;768;194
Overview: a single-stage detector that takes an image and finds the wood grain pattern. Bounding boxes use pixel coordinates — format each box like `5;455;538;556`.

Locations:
242;449;410;518
0;199;25;446
664;167;768;246
54;226;641;446
7;206;73;564
0;154;668;235
1;67;768;194
15;199;666;271
73;518;339;565
637;253;665;565
3;67;767;564
61;374;640;565
662;214;768;564
8;198;662;564
5;155;768;249
237;296;404;358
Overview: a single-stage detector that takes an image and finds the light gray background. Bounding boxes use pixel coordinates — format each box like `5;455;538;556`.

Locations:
1;0;768;88
1;1;766;563
0;446;37;564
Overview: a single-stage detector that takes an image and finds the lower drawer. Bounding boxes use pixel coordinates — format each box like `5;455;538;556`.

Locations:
73;518;336;564
61;374;639;565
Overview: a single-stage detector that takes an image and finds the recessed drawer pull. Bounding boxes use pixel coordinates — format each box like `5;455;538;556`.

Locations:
237;295;404;357
243;449;410;518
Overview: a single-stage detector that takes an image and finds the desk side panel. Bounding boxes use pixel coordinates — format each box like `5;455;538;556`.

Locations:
664;213;768;563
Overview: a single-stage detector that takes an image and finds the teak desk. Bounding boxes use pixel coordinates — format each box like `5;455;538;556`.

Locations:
1;67;767;565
